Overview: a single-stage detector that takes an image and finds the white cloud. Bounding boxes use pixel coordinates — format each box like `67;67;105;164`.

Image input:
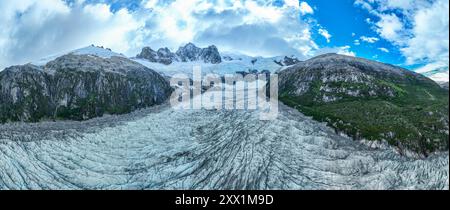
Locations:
415;61;448;74
337;46;356;57
378;47;389;53
0;0;342;69
374;13;404;43
0;0;141;69
141;0;319;58
318;28;332;43
144;0;158;9
401;0;449;65
285;0;300;9
414;62;449;82
360;36;380;43
314;45;356;57
355;0;449;72
299;1;314;15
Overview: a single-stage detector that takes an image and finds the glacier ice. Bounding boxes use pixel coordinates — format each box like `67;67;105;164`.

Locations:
0;103;448;190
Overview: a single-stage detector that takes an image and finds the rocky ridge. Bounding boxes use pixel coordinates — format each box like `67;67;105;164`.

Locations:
136;43;222;65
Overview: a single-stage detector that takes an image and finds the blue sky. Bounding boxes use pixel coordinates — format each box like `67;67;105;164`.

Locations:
0;0;448;75
308;0;404;65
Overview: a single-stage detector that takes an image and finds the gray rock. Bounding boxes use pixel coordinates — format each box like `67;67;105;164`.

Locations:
199;45;222;64
278;53;436;101
137;43;222;65
274;56;301;66
136;47;158;62
0;54;172;122
176;43;202;62
157;47;178;65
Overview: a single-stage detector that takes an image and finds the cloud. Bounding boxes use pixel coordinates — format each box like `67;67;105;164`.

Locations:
314;45;356;57
378;47;389;53
318;28;332;43
299;1;314;15
194;23;310;57
401;0;449;65
374;13;404;43
0;0;141;69
284;0;300;9
0;0;346;69
360;36;379;43
355;0;449;71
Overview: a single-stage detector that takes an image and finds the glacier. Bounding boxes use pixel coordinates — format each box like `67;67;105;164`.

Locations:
1;48;449;189
0;101;448;190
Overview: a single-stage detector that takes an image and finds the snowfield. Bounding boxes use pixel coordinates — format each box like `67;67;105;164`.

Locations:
31;45;126;66
132;53;285;77
0;102;448;190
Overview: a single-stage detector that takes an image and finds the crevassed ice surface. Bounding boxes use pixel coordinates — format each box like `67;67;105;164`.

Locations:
0;101;448;190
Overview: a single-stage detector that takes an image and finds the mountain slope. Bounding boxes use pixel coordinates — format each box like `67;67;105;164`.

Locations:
278;53;449;155
0;54;172;123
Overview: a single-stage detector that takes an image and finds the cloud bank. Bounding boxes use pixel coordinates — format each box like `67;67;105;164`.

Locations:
0;0;358;69
355;0;449;72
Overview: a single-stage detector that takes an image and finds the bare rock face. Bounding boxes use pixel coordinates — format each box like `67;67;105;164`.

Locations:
137;43;222;65
136;47;179;65
274;56;301;66
0;54;172;122
198;45;222;64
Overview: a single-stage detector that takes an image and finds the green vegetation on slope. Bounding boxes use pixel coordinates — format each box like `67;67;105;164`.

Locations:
280;79;449;155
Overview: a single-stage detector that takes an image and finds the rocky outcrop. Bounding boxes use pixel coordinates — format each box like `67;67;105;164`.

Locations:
137;43;222;65
0;54;172;123
274;56;301;66
198;45;222;64
136;47;178;65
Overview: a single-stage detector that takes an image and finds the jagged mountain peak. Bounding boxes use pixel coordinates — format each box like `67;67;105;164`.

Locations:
274;55;302;66
137;43;222;65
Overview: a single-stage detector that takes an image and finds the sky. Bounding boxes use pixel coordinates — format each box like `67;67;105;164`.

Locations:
0;0;448;73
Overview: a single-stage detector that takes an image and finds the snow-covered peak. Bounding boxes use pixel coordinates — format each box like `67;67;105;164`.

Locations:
32;45;125;66
72;45;125;58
